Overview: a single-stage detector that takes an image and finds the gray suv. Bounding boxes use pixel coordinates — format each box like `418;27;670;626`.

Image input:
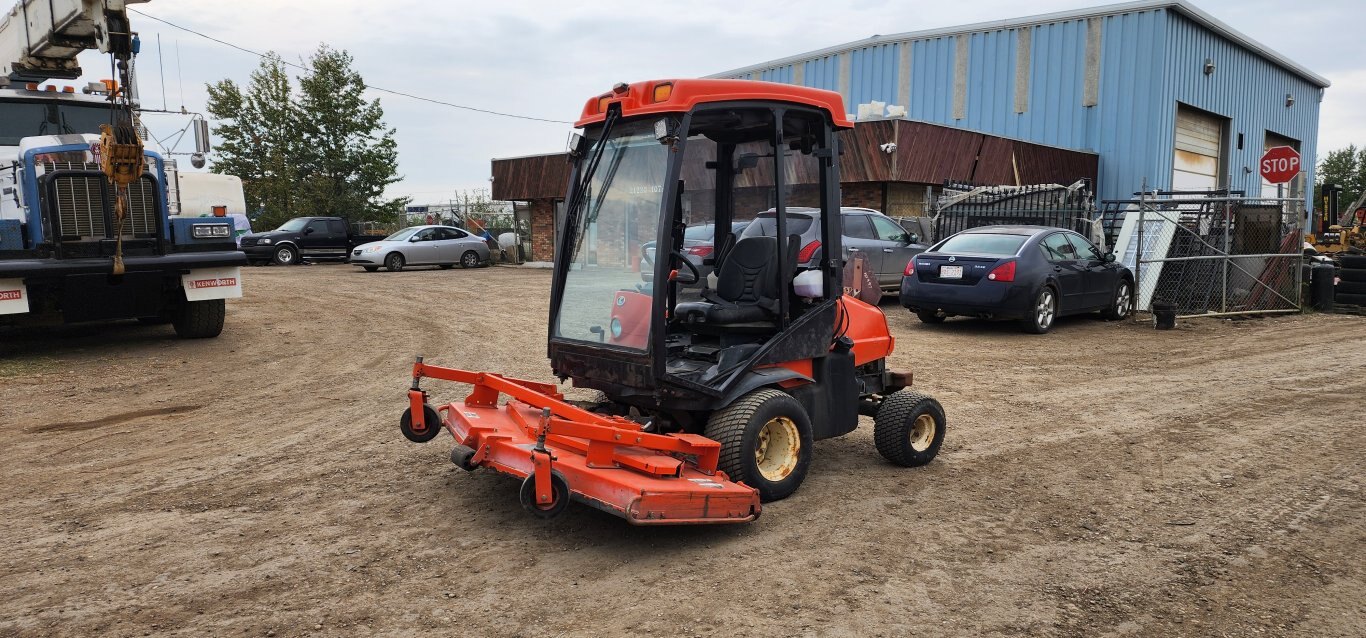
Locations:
739;207;928;294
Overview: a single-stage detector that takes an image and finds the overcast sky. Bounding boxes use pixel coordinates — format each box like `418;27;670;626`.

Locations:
82;0;1363;205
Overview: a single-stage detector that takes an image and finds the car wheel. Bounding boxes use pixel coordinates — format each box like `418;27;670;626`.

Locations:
461;251;481;268
916;310;946;324
272;245;297;266
1101;280;1133;320
385;253;405;272
363;266;379;272
704;388;813;503
1021;286;1057;334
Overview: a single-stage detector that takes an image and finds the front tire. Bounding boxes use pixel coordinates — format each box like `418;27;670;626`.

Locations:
1021;286;1057;334
704;388;813;502
272;245;298;266
874;391;946;467
1101;280;1133;320
461;251;481;268
172;299;225;339
385;253;405;272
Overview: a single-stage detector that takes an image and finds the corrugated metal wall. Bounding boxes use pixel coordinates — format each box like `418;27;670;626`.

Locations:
1158;11;1321;205
713;6;1322;209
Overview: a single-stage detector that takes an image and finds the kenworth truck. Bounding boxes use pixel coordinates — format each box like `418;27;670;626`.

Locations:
0;0;245;338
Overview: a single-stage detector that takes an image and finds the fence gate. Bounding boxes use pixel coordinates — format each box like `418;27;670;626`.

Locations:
930;181;1096;244
1101;192;1305;318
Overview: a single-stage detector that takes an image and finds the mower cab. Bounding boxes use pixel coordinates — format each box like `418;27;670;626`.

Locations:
401;80;945;524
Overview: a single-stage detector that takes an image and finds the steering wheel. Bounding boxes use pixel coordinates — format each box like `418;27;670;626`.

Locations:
669;251;701;285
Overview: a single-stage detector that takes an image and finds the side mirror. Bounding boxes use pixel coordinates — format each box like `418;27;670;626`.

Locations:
409;236;422;243
1104;252;1117;263
303;227;314;235
907;233;919;245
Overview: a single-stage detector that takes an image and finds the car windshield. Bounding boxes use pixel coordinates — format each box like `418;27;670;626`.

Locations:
276;218;309;233
553;119;669;350
385;228;419;241
935;232;1029;256
0;100;115;145
741;213;816;237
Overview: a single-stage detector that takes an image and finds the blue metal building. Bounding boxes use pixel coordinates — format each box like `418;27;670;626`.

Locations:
710;0;1329;211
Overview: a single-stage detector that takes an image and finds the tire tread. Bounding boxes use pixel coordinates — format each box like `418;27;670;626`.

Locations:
172;299;225;339
874;390;945;467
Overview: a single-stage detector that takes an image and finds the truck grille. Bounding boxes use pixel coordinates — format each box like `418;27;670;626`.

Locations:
47;172;159;239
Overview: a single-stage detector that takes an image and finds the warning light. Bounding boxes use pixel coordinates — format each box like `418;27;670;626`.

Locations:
651;82;673;103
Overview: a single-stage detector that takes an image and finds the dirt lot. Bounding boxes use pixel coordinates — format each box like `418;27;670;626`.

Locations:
1;264;1363;637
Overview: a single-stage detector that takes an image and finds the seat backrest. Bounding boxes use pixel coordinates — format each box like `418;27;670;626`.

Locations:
716;236;778;304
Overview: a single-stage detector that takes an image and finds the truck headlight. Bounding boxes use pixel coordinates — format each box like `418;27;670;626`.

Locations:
259;238;272;245
191;224;232;239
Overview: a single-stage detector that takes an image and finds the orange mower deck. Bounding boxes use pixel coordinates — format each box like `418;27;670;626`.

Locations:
403;360;761;524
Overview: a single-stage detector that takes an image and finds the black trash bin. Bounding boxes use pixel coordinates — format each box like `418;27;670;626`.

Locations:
1310;261;1337;312
1152;300;1177;330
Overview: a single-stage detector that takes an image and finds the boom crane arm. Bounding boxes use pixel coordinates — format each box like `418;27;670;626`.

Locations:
0;0;147;84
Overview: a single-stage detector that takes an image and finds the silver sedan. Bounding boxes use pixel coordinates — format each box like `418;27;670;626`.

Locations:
351;225;490;272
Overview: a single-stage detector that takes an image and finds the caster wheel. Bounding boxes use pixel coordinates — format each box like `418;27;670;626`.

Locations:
400;405;442;443
519;470;570;519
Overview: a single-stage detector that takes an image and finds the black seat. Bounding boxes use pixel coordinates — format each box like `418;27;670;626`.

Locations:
676;235;783;328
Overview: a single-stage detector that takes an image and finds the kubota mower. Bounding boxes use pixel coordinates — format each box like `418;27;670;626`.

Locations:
400;79;946;524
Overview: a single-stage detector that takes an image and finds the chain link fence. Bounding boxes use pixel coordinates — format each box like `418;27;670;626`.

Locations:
1102;191;1305;318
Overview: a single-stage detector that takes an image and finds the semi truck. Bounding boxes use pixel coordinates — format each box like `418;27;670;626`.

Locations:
0;0;245;338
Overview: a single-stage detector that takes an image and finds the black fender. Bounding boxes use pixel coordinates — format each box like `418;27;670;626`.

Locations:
718;367;812;407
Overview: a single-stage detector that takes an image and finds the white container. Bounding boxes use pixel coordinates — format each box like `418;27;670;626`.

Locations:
793;269;824;298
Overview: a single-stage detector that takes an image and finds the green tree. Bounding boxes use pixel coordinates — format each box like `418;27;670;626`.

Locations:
205;46;407;229
1315;145;1364;223
296;45;408;223
205;53;302;230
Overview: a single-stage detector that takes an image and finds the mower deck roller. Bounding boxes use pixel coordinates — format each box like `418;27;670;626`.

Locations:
403;361;761;524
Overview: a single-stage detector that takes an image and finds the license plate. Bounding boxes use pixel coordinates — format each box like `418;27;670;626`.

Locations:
939;265;963;279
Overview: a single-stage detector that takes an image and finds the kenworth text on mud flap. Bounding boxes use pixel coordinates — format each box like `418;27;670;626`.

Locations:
398;79;947;524
0;0;245;337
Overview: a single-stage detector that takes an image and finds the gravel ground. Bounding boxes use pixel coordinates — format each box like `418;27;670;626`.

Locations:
1;263;1362;637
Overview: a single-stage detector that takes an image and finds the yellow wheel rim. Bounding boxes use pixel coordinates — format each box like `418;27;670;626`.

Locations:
755;416;801;482
910;414;937;452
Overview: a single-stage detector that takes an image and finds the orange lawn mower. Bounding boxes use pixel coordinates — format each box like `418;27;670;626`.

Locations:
400;80;946;524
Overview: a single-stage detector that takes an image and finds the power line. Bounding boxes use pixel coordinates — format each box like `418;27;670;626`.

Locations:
127;8;573;125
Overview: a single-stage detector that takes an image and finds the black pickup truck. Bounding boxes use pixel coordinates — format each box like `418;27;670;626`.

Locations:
239;216;371;265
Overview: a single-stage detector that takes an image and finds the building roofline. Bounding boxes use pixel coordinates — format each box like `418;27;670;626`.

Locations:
708;0;1329;89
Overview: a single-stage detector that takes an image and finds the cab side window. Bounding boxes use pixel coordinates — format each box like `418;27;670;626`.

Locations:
327;220;347;235
451;229;469;239
306;220;329;235
1040;233;1076;261
413;228;435;241
870;216;909;243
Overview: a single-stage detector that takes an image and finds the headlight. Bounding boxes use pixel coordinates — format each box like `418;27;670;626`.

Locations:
191;223;232;239
365;245;384;253
610;318;623;338
259;238;272;245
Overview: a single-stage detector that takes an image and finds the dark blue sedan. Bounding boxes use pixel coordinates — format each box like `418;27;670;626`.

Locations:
900;226;1133;333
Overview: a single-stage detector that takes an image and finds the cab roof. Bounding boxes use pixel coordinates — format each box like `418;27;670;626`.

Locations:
575;79;853;129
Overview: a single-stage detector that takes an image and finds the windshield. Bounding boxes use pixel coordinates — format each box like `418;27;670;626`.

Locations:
935;232;1028;256
0;101;115;145
276;218;309;232
385;228;419;241
684;225;714;241
553;120;669;349
741;213;816;238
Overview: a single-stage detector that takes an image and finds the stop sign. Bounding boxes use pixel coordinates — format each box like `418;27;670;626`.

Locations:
1260;146;1301;184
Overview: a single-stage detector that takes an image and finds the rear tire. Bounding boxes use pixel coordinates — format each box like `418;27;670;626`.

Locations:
916;310;945;324
272;245;298;266
1021;286;1057;334
461;251;481;268
172;299;225;339
1101;280;1133;320
874;391;946;467
704;388;813;502
385;253;405;272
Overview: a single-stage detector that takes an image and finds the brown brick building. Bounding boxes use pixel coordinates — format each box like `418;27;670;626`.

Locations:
492;118;1097;263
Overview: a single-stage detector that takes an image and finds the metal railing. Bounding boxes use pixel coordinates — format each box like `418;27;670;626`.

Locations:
930;180;1094;244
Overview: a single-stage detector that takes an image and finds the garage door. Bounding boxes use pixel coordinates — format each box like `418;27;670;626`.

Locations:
1173;105;1224;191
